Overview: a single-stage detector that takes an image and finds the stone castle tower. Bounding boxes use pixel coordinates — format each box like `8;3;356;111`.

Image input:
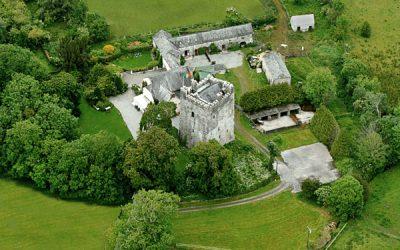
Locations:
179;75;235;147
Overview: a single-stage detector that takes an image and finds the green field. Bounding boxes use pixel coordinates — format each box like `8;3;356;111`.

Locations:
343;0;400;53
86;0;266;36
333;166;400;249
174;191;330;249
0;179;119;249
78;99;132;141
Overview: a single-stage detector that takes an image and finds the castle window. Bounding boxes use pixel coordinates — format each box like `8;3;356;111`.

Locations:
191;112;194;117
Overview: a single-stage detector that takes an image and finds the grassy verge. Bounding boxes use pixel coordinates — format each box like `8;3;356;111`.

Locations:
332;166;400;249
78;98;132;141
0;178;119;249
286;56;315;83
180;179;280;207
86;0;267;36
174;191;330;249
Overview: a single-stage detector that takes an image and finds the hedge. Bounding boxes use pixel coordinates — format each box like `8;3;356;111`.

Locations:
239;84;301;113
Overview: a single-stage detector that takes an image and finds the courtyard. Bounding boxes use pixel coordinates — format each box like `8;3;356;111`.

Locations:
185;51;244;69
276;143;339;192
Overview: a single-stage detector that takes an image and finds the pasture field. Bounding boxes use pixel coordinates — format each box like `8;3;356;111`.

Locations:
343;0;400;54
86;0;267;36
332;166;400;249
78;98;132;141
0;179;119;250
174;191;330;249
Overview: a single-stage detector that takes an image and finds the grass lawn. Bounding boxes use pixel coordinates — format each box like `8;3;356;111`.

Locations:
235;111;317;151
0;178;119;249
333;166;400;249
174;191;330;249
86;0;267;37
111;51;152;70
286;56;315;83
78;98;132;141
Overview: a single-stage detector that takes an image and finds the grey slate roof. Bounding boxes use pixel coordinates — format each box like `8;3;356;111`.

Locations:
153;30;180;68
290;14;315;27
262;52;291;82
145;68;189;101
170;23;253;48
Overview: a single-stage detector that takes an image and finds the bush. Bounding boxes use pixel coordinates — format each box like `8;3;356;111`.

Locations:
360;21;371;38
315;185;332;206
326;175;364;222
335;158;355;176
209;43;221;54
330;129;355;160
301;178;322;201
85;12;110;43
310;106;340;148
240;84;301;113
103;45;116;55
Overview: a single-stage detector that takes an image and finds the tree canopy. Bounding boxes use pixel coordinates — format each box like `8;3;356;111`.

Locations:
303;67;337;106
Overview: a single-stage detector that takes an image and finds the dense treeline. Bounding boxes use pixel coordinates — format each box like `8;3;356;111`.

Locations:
239;83;301;113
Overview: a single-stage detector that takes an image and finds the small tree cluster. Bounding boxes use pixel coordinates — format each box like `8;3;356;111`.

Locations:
84;64;127;108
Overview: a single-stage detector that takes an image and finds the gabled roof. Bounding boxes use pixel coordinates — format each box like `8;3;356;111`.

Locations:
261;52;291;82
153;30;180;68
145;68;189;101
170;23;253;48
290;14;315;26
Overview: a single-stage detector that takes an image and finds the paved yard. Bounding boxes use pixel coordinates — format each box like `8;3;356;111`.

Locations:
109;88;142;139
185;51;243;69
276;143;339;192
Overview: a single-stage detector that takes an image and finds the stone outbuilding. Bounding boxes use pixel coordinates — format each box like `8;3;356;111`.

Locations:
261;51;291;85
180;75;235;147
153;24;254;69
290;14;315;32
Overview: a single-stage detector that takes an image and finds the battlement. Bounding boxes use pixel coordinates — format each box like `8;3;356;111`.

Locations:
181;75;234;110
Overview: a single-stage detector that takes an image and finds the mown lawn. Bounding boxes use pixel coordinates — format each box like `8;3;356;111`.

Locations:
78;98;132;141
174;191;330;249
86;0;267;36
333;166;400;249
0;179;119;250
111;51;152;70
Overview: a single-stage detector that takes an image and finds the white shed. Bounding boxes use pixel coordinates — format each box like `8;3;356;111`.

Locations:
290;14;315;32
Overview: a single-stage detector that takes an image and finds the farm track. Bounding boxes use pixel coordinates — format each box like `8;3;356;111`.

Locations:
180;181;289;212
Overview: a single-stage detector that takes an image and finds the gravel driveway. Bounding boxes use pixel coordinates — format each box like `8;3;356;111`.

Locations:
185;51;244;69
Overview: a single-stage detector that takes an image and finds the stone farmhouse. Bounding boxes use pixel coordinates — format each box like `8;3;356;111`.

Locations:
180;75;235;147
153;23;254;70
290;14;315;32
261;51;291;85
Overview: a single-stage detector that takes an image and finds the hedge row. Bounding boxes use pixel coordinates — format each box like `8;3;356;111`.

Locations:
239;84;301;113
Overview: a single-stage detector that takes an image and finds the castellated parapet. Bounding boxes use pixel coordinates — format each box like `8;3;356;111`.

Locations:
179;75;235;147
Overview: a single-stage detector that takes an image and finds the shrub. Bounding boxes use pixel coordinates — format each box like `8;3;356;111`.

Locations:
103;45;115;55
315;185;332;206
326;175;364;222
335;158;355;176
301;178;322;201
360;21;371;38
85;12;110;43
240;84;301;113
209;43;221;54
330;129;355;160
309;106;340;148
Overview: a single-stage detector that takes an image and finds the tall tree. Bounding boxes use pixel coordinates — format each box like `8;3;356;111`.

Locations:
310;106;340;147
303;67;337;106
107;190;180;250
58;35;89;72
123;127;180;191
185;140;239;197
